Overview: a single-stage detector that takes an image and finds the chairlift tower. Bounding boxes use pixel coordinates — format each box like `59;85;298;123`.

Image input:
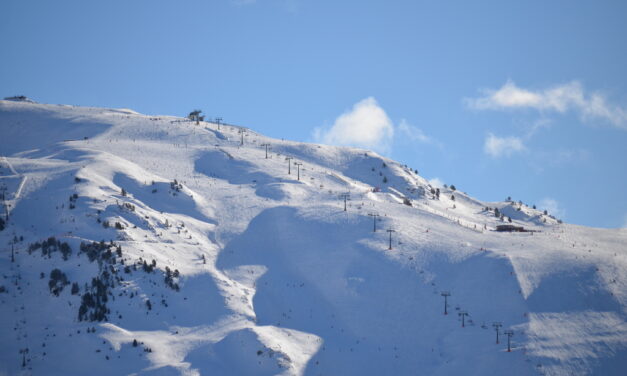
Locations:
492;322;503;344
504;330;514;352
386;229;396;250
459;311;469;327
239;128;246;146
441;291;451;315
294;162;303;181
368;213;380;232
339;192;350;211
261;143;271;159
285;157;293;174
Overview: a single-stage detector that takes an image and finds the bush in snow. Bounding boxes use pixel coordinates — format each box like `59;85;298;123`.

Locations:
170;180;182;192
71;282;80;295
69;193;78;209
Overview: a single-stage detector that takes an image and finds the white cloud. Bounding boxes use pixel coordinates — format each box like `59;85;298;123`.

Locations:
397;119;444;149
428;178;444;188
538;198;565;219
398;119;431;143
466;80;627;128
313;97;394;154
525;118;552;138
483;133;525;158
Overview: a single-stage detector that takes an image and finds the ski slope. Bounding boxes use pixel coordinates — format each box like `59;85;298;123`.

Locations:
1;99;626;376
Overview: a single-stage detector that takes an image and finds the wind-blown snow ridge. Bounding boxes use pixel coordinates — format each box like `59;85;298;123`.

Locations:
0;100;626;376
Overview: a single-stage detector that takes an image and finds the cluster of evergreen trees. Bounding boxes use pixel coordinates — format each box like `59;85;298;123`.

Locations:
164;266;180;291
170;180;183;194
39;236;184;322
48;268;69;296
28;237;72;260
68;193;78;209
430;187;441;199
76;241;130;321
80;240;120;263
78;274;111;322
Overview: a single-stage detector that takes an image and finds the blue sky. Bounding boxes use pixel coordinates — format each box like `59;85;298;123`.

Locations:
2;0;626;228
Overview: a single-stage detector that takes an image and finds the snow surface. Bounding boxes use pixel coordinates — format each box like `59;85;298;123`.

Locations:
1;100;626;375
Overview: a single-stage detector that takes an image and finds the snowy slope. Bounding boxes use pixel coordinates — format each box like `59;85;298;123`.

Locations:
1;100;626;376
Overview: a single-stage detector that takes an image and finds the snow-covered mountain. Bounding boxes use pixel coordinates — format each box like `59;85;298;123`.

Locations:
1;99;625;376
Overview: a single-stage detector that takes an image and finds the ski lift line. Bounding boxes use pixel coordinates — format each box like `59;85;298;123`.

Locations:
415;201;485;233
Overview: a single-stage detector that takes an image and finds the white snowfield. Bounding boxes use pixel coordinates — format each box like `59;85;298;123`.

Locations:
0;100;625;376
